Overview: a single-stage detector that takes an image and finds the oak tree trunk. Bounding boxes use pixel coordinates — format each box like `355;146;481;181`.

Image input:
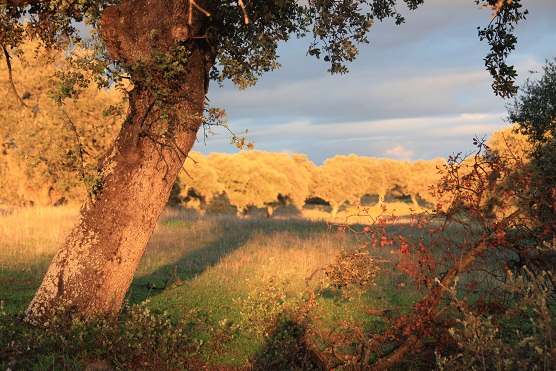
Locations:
25;0;211;324
330;203;339;218
410;194;419;208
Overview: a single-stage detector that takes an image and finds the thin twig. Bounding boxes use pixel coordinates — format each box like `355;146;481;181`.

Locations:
481;0;513;19
62;109;90;196
188;0;211;25
238;0;250;25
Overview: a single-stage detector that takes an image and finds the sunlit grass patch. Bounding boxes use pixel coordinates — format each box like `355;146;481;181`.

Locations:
0;206;78;314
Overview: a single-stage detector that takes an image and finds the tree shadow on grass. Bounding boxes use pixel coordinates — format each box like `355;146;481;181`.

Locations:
126;208;324;305
126;215;248;304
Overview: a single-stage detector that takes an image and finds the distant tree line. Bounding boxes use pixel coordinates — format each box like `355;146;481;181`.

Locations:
176;151;448;217
0;41;534;214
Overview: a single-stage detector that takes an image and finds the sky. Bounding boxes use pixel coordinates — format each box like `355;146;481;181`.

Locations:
197;0;556;165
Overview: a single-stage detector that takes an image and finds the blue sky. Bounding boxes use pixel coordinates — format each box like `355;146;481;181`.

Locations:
198;0;556;165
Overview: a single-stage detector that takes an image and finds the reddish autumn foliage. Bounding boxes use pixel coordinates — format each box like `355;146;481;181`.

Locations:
305;137;556;369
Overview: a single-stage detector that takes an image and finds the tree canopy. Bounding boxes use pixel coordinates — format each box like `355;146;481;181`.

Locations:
2;0;528;97
507;58;556;235
0;39;122;206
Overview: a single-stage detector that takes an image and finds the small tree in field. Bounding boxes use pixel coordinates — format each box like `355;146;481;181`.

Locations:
240;150;315;216
310;155;355;218
208;151;289;216
406;158;446;207
378;158;411;200
0;0;530;323
311;154;378;217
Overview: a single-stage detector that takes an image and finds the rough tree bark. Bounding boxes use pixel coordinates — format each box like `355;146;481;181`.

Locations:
25;0;211;324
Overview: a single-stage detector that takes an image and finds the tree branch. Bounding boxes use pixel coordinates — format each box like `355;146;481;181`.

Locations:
2;45;28;107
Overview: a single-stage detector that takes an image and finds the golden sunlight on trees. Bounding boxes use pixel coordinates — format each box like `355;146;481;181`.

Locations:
378;158;410;200
240;151;315;216
177;151;224;211
486;124;531;160
310;155;383;207
177;151;316;216
208;152;290;216
309;155;445;217
179;151;454;219
356;156;385;204
173;151;449;218
311;154;360;218
0;40;123;206
407;158;446;207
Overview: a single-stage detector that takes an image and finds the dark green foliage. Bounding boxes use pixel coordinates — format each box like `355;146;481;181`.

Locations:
207;0;308;88
510;58;556;143
476;0;528;97
2;0;528;96
307;0;424;74
508;58;556;238
0;301;200;370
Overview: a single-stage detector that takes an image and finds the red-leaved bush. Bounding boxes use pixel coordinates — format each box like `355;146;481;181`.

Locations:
304;137;556;370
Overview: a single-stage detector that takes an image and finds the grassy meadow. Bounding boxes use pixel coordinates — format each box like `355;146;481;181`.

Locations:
1;202;554;370
0;202;419;368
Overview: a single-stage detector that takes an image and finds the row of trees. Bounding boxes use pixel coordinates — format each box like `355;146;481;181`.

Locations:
177;151;446;217
178;122;533;218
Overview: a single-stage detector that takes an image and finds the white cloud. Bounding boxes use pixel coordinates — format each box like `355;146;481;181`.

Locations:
385;145;414;160
196;112;511;164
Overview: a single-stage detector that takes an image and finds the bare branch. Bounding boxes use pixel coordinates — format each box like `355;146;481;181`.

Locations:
188;0;211;25
481;0;514;19
238;0;250;25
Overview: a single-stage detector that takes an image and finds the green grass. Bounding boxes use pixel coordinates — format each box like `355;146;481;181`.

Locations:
0;207;77;314
1;205;554;370
0;205;406;368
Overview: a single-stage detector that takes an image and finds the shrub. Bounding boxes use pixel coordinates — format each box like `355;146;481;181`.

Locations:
303;137;556;370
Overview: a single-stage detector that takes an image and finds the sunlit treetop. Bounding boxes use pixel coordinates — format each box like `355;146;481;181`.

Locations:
1;0;527;96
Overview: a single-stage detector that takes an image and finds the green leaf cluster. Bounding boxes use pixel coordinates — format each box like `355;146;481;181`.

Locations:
507;57;556;234
476;0;528;97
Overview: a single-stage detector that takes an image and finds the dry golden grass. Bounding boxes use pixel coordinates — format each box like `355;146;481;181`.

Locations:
0;206;78;271
0;202;422;272
131;207;355;304
301;200;431;224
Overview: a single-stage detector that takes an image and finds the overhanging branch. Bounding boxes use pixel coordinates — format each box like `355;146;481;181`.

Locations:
2;45;28;107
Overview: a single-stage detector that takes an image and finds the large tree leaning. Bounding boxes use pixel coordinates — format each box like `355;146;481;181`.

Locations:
0;0;526;325
24;0;214;322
